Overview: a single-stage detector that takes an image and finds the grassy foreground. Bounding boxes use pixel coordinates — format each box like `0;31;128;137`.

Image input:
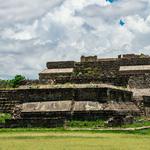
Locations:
0;128;149;150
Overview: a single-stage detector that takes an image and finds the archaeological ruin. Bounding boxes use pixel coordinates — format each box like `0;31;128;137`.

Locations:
0;53;150;127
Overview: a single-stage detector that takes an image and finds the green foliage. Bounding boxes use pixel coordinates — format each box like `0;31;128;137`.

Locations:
0;113;11;124
67;117;150;129
10;75;25;88
0;75;26;88
0;80;11;88
139;53;145;58
73;67;102;78
67;120;106;128
122;117;150;128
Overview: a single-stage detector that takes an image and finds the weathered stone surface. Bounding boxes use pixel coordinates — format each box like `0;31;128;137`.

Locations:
14;101;140;121
143;96;150;116
123;115;134;124
106;115;134;127
22;101;72;112
129;74;150;89
2;53;150;127
106;116;124;127
47;61;75;69
73;101;102;111
39;54;150;87
3;118;65;128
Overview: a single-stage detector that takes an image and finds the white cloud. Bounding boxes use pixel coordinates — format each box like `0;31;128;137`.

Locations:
126;15;150;33
0;0;150;79
1;20;38;40
0;0;63;24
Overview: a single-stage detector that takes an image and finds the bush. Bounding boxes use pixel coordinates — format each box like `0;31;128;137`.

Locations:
0;80;11;88
10;75;26;88
0;75;26;88
67;120;106;128
0;113;11;124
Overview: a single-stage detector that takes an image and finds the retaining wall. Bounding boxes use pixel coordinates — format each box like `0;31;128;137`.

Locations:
128;74;150;89
0;87;132;113
143;96;150;116
47;61;75;69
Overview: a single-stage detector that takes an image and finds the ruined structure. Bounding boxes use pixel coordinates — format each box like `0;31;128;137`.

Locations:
0;84;140;127
39;54;150;88
1;53;150;127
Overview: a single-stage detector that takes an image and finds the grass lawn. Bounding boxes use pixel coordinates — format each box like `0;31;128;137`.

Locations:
0;129;149;150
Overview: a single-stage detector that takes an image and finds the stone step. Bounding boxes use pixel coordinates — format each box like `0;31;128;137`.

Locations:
0;100;19;102
0;103;18;106
0;98;7;100
0;107;14;109
0;109;12;113
0;103;16;105
4;118;65;128
0;103;19;106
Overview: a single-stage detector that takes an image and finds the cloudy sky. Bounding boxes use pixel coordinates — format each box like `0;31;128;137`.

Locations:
0;0;150;79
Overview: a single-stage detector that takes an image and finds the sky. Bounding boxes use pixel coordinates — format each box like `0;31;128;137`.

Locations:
0;0;150;79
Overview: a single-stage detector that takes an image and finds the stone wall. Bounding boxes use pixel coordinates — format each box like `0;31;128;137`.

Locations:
0;87;132;113
40;76;128;86
80;56;97;62
39;55;150;86
20;101;139;121
0;87;140;127
128;74;150;89
0;90;21;113
73;61;120;81
39;73;72;84
23;80;40;85
3;118;65;128
143;96;150;116
119;57;150;66
47;61;75;69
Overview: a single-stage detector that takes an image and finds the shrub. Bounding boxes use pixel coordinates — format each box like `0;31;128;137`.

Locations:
10;75;26;88
0;113;11;124
0;75;26;88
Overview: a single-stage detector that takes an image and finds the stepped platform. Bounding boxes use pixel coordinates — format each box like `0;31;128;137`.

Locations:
2;118;65;128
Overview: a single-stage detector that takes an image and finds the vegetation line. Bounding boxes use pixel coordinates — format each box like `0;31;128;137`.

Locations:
67;126;150;131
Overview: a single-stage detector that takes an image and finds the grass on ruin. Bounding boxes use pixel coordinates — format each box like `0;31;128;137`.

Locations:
66;120;106;128
2;83;128;91
66;117;150;129
122;117;150;128
122;120;150;128
0;128;149;150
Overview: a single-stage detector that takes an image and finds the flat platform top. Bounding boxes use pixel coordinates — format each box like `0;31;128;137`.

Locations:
119;65;150;71
17;84;131;92
21;101;140;113
40;68;74;74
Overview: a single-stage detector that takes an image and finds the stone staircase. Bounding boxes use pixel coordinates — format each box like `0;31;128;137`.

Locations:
0;91;19;113
132;96;145;116
3;117;65;128
0;97;20;113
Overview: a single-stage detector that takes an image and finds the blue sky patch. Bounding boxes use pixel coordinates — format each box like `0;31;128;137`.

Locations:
106;0;116;3
119;19;125;26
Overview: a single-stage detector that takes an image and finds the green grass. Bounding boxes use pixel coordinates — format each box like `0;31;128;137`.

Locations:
0;128;150;135
0;129;149;150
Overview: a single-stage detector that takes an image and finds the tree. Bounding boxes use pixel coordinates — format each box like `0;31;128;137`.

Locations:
10;75;26;88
